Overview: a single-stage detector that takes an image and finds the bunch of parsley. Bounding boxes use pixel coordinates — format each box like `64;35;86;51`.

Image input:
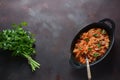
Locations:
0;22;40;71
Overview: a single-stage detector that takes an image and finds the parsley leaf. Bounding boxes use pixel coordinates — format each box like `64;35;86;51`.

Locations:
93;34;98;37
97;43;101;48
101;29;106;34
84;38;89;42
79;47;82;50
88;47;92;51
93;52;100;57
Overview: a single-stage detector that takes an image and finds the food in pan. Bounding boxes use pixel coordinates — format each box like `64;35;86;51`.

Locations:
73;28;110;64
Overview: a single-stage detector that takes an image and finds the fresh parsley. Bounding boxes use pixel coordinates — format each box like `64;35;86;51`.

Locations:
101;29;106;34
84;38;89;42
79;47;82;50
88;47;92;51
96;43;101;48
93;34;98;37
93;52;100;57
0;22;40;72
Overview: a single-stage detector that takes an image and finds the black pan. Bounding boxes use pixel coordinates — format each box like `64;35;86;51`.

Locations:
69;18;115;69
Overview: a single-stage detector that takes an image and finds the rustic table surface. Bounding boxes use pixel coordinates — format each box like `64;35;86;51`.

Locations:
0;0;120;80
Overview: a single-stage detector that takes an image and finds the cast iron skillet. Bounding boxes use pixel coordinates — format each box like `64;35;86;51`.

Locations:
69;18;115;69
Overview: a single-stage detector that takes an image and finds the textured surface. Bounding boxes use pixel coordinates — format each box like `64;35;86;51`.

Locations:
0;0;120;80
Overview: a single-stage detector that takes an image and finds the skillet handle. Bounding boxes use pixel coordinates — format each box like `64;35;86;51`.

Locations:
69;56;84;69
99;18;115;32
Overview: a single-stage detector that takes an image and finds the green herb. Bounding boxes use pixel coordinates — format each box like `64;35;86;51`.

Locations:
101;29;106;34
20;22;28;26
93;34;98;37
84;38;89;42
93;52;100;57
97;43;101;48
79;47;82;50
88;47;92;51
0;22;40;72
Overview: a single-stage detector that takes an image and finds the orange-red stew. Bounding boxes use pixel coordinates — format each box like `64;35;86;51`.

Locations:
73;28;110;64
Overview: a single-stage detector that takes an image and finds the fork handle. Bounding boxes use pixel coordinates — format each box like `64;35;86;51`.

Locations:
86;57;91;80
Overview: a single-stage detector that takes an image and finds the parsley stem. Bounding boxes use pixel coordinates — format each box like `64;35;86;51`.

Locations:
23;54;40;72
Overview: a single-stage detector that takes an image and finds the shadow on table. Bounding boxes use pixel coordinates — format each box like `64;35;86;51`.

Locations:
0;49;38;80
